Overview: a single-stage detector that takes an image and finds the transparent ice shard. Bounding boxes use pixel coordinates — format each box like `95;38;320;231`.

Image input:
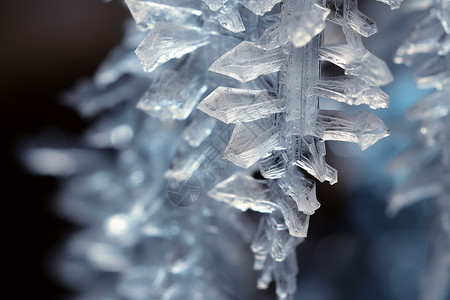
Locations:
288;136;337;184
277;167;320;215
137;55;208;120
257;21;288;50
209;3;245;33
223;119;282;168
197;87;284;124
125;0;202;30
207;172;278;213
135;22;209;72
267;225;303;261
317;110;390;150
375;0;403;9
208;41;285;82
259;151;288;179
203;0;226;11
182;116;217;147
326;0;378;36
319;43;393;86
276;194;311;237
288;4;330;48
314;76;389;109
241;0;281;16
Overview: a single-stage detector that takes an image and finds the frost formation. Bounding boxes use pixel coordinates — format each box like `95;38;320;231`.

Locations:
390;0;450;299
23;1;394;299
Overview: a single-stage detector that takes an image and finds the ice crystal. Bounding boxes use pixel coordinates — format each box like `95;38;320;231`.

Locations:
391;2;450;299
23;1;395;300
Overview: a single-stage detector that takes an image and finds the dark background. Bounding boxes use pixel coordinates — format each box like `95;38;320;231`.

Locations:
2;1;128;298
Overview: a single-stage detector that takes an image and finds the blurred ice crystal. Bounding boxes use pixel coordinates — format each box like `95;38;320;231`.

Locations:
391;1;450;299
22;1;396;300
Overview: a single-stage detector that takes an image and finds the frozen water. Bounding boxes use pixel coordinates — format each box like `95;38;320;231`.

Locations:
197;86;284;123
209;41;285;82
135;22;209;72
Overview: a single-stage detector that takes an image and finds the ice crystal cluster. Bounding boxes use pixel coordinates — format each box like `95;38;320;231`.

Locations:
24;0;395;299
390;0;450;299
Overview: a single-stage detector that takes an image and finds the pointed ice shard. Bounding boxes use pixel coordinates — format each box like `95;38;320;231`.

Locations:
314;76;389;109
209;3;245;33
125;0;202;30
197;87;285;124
223;119;282;168
319;43;393;85
207;172;278;213
135;22;209;72
326;0;378;37
137;66;207;120
203;0;226;11
375;0;403;9
317;110;390;150
241;0;281;15
257;21;289;50
291;136;338;184
259;151;288;179
277;167;320;215
288;4;330;48
276;194;310;237
209;41;285;82
267;226;303;261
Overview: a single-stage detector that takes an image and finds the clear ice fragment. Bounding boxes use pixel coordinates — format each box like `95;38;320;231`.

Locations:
197;87;285;124
182;117;217;147
210;3;245;33
277;167;320;215
319;43;393;85
317;110;390;150
208;41;285;82
292;136;338;184
288;4;330;48
203;0;226;11
137;60;207;120
241;0;281;15
314;76;389;109
259;151;288;179
125;0;202;30
207;172;278;213
223;119;282;168
135;22;209;72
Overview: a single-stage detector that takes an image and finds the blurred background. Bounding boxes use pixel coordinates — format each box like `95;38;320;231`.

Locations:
2;1;128;298
2;1;443;300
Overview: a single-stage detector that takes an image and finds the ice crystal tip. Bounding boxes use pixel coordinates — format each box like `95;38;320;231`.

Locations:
135;22;209;72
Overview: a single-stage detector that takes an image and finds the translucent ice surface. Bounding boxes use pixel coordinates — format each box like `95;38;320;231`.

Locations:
135;22;209;72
